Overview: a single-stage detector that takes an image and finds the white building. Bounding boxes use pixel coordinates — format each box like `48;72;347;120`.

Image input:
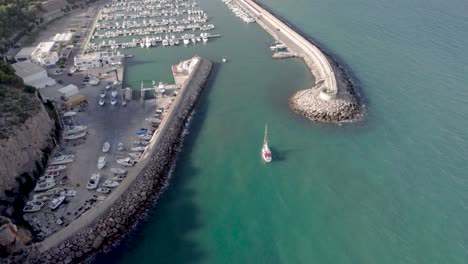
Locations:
31;42;60;67
74;51;123;69
58;84;79;98
53;32;73;43
12;61;56;89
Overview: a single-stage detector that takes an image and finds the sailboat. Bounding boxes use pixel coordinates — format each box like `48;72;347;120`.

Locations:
261;124;272;162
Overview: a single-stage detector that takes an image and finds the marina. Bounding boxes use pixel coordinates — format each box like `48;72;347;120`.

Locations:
85;0;221;52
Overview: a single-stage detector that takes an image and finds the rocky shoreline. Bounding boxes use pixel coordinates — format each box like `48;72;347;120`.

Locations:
5;58;213;264
253;0;365;123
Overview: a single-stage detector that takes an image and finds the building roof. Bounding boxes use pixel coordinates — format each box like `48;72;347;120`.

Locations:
14;47;36;59
12;61;45;78
58;84;79;96
34;42;55;54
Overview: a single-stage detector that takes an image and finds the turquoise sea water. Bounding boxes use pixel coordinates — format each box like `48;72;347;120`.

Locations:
94;0;468;263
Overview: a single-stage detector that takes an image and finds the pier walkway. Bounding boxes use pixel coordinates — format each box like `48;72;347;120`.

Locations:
237;0;338;99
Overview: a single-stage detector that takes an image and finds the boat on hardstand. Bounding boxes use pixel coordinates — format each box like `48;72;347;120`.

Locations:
48;195;66;210
110;168;127;175
131;146;146;152
46;165;67;172
86;173;100;190
50;155;75;165
100;91;106;98
102;180;119;188
111;89;118;98
98;156;107;169
23;205;42;213
117;142;124;151
97;188;111;194
111;98;117;105
63;125;87;136
102;141;110;153
63;131;86;140
117;157;136;167
99;99;105;106
261;124;272;163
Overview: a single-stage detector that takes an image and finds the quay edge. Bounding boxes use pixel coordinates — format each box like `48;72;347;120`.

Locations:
7;58;213;264
237;0;365;123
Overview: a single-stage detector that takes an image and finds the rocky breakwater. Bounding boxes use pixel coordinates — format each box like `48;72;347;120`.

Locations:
25;58;213;264
240;0;365;122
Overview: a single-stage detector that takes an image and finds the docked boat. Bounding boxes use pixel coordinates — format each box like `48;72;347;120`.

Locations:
98;156;107;169
183;38;190;45
139;134;152;141
261;124;272;163
99;99;105;106
111;89;118;98
100;91;106;98
34;181;56;192
131;146;146;152
48;195;66;210
46;165;67;172
145;117;161;124
102;141;110;153
112;174;126;181
105;84;111;90
117;157;135;167
63;131;86;140
86;173;100;190
42;170;60;177
39;172;57;181
162;39;169;46
111;98;117;105
50;155;74;165
117;142;124;151
102;180;119;188
63;125;88;136
270;43;287;51
23;205;41;213
97;188;111;194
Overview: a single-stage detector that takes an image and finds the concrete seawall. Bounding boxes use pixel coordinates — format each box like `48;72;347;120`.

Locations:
7;58;213;264
237;0;365;122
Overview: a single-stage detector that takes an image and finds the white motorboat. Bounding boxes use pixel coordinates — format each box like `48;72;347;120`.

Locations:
46;165;67;172
117;142;124;151
105;84;111;90
261;124;272;163
102;142;110;153
100;91;106;98
117;157;135;167
48;195;66;210
111;90;118;98
111;98;117;105
222;57;227;63
270;43;287;51
131;146;146;152
112;174;126;181
89;78;99;86
162;39;169;46
86;173;100;190
63;125;87;136
39;173;56;182
102;180;119;188
42;170;60;177
183;38;190;45
99;99;105;106
145;117;161;124
128;152;142;159
50;155;74;165
63;131;86;140
98;156;107;169
174;39;180;45
97;188;111;194
60;190;77;197
110;168;127;175
33;183;47;194
23;205;41;213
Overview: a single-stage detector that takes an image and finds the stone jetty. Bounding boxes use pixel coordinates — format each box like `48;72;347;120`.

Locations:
6;58;213;264
236;0;365;122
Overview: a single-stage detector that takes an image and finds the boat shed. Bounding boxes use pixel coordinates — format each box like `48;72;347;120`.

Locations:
11;61;56;89
14;47;36;62
58;84;79;98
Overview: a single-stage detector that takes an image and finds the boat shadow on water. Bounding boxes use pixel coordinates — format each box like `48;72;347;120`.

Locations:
268;146;298;162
